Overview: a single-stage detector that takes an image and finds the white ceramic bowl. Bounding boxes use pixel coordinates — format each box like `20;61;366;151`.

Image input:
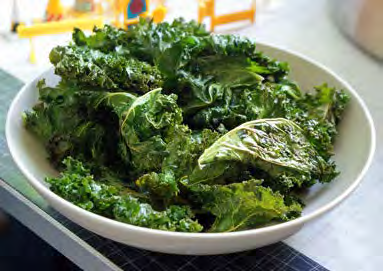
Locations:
6;43;375;255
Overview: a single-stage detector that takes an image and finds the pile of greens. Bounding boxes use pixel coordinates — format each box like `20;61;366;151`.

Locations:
24;19;350;233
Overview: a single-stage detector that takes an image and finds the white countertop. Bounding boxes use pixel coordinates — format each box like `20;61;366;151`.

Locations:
1;0;382;270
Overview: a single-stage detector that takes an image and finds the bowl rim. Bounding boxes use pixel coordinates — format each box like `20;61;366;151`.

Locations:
6;42;376;239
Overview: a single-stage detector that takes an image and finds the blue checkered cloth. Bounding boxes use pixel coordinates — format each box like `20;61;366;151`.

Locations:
0;69;327;271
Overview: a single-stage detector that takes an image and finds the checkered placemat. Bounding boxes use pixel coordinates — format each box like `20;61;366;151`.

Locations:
0;69;328;271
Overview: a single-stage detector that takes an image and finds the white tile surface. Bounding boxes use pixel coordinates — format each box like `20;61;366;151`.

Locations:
1;0;382;270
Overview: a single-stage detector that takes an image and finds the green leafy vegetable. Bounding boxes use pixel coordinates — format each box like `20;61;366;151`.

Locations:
47;157;203;232
50;46;163;94
189;180;302;232
119;88;183;173
136;126;220;200
24;80;123;167
191;118;332;187
24;19;350;233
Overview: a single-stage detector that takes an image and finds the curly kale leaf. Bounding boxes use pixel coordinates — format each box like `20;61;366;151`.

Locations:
119;88;183;173
23;80;74;146
136;126;220;199
181;79;302;131
123;18;210;64
89;91;137;117
72;25;130;52
189;180;302;232
159;33;288;80
162;127;220;178
114;199;203;232
50;46;163;94
47;157;203;232
189;118;334;192
192;55;265;87
73;18;209;64
294;84;350;159
24;80;122;166
46;157;121;216
136;170;178;200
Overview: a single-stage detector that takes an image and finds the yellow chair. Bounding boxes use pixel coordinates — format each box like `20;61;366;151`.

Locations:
198;0;255;31
17;0;166;63
17;18;104;63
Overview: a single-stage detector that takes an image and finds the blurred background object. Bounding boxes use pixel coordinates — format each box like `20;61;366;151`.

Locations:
3;0;167;63
74;0;95;13
1;0;259;69
198;0;256;31
0;0;31;33
331;0;383;60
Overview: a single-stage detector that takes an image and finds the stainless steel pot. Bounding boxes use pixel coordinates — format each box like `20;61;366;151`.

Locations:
330;0;383;59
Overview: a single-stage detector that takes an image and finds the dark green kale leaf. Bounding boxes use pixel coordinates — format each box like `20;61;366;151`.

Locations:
159;34;289;80
50;46;163;94
72;25;130;52
123;18;210;64
162;126;220;179
181;79;301;131
163;72;223;113
24;79;78;145
119;88;183;173
89;91;137;117
23;81;95;164
135;126;220;200
293;84;350;160
192;55;265;86
73;18;209;64
47;157;203;232
136;170;178;200
189;179;302;232
114;199;203;232
47;157;120;217
189;118;334;192
24;80;130;168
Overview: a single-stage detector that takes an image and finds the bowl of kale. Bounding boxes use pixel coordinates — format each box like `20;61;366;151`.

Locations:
6;19;375;254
